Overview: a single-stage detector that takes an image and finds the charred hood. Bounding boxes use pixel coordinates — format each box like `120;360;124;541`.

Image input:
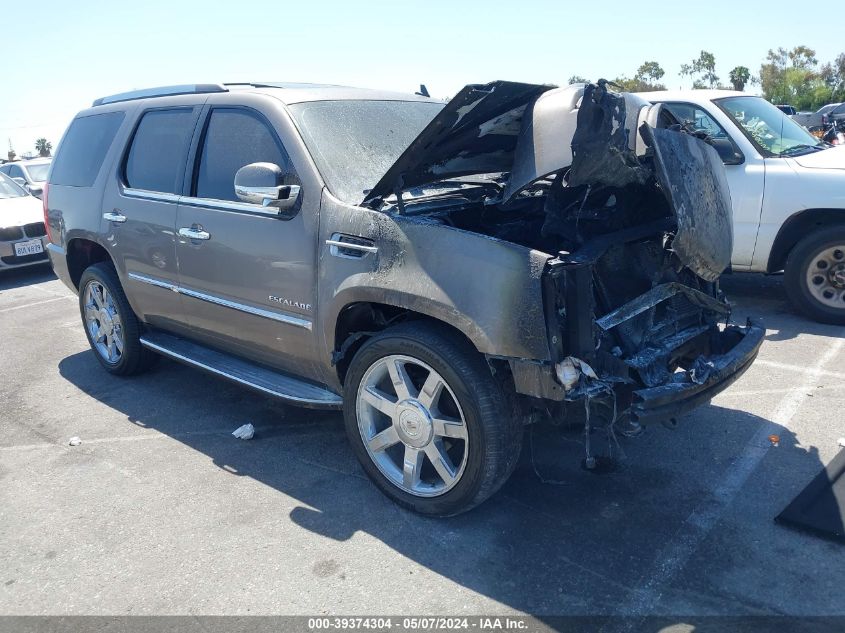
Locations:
362;81;553;208
364;79;733;282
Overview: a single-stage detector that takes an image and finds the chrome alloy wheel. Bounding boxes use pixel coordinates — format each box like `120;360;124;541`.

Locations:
356;354;469;497
805;245;845;308
83;281;124;364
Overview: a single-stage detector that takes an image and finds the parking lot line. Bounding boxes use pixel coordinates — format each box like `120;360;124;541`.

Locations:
27;281;73;298
715;385;843;398
610;334;845;628
754;358;845;381
0;423;335;453
0;296;71;313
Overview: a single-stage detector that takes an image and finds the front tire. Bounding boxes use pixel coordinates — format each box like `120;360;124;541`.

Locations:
785;226;845;325
78;262;155;375
342;322;522;516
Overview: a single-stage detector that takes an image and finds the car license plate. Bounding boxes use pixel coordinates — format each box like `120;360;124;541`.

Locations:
14;239;43;257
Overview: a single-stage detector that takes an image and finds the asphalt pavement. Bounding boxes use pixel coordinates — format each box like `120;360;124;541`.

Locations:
1;264;844;622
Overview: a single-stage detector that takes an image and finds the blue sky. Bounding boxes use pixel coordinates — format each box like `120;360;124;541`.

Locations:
2;0;841;155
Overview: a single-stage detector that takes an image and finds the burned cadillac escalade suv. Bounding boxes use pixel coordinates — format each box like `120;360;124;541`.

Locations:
46;79;764;516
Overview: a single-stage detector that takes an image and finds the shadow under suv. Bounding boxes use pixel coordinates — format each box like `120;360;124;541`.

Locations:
45;80;764;516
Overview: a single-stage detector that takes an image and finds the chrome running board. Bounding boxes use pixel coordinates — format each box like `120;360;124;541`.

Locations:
140;331;342;409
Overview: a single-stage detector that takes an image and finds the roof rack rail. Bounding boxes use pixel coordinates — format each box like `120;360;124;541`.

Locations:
92;84;228;107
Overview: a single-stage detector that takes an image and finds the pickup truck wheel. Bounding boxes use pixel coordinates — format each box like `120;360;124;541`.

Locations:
785;227;845;325
343;323;522;516
78;262;155;375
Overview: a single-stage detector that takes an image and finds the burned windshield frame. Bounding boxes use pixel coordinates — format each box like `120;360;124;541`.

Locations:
713;96;825;158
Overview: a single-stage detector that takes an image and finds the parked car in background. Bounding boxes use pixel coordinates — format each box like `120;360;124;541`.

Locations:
45;81;762;515
0;172;49;271
826;102;845;126
792;103;842;132
639;90;845;324
0;157;51;198
776;104;797;115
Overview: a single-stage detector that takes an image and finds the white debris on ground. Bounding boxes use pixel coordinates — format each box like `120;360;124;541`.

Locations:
68;437;82;446
232;424;255;440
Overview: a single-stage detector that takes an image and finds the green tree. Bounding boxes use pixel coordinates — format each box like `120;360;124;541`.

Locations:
820;53;845;101
636;61;665;84
35;138;52;158
728;66;751;91
680;50;719;88
611;61;667;92
759;45;833;110
567;75;590;85
788;45;817;70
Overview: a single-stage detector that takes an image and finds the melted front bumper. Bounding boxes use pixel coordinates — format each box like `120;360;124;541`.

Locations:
629;319;765;424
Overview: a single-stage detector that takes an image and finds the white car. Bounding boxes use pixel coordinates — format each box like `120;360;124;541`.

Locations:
0;172;49;271
639;90;845;324
0;157;51;199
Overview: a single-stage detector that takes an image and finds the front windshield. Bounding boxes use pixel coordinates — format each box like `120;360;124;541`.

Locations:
0;172;27;199
288;99;444;205
716;96;824;157
25;163;50;182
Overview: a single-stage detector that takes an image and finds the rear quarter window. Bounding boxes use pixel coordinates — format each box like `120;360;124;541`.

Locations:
125;108;196;194
50;111;125;187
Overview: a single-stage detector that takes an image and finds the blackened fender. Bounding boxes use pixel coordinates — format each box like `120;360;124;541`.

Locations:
316;190;551;391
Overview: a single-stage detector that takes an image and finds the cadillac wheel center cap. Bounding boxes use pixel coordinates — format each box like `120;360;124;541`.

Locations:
99;310;114;332
397;402;433;447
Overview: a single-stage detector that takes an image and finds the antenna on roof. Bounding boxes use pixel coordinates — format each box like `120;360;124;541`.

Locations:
415;84;430;98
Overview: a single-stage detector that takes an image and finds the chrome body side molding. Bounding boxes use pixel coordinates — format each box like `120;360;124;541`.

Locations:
127;272;312;330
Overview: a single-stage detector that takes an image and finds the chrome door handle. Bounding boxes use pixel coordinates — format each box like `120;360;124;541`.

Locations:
325;236;378;259
325;239;378;253
103;211;127;223
178;227;211;241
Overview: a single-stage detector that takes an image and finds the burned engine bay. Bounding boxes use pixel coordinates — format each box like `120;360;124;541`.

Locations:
365;80;764;461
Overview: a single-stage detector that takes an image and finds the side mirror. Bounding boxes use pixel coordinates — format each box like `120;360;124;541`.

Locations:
710;138;744;165
234;162;300;211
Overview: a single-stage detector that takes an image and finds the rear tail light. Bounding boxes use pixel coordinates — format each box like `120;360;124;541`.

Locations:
42;182;52;243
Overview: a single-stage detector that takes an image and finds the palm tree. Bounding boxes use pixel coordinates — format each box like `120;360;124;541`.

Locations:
35;138;52;157
729;67;751;92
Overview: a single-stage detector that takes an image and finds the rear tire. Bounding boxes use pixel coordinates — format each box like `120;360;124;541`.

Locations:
342;322;523;516
78;262;156;375
784;226;845;325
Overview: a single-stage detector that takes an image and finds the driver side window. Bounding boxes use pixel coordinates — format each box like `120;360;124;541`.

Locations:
663;102;728;139
193;108;299;203
662;102;742;164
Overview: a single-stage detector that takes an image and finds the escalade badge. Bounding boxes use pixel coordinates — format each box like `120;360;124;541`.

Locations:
268;296;312;312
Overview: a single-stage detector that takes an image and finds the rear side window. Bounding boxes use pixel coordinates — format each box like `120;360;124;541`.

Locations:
49;111;124;187
125;108;196;194
194;108;296;202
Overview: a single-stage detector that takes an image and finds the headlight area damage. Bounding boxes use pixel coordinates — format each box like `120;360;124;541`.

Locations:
364;80;764;463
541;82;764;437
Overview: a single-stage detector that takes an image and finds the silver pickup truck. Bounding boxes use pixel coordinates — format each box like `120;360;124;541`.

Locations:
792;103;843;130
44;80;763;515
